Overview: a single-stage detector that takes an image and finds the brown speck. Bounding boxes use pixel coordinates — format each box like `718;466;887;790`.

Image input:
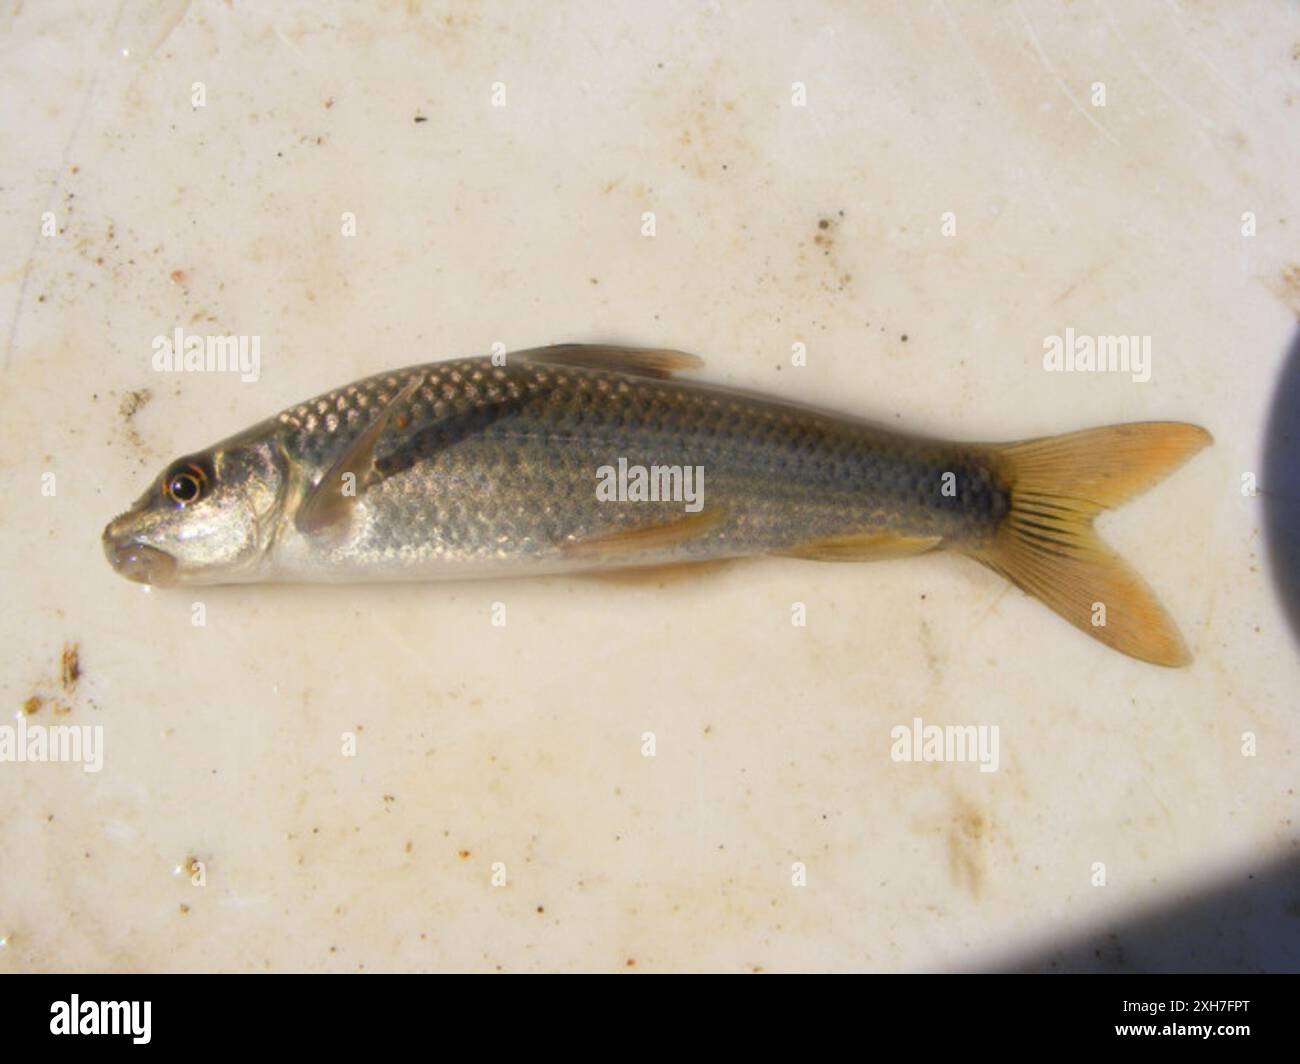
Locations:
169;269;186;284
22;696;43;717
179;904;190;914
325;97;335;109
119;389;152;421
900;334;908;342
405;840;413;854
818;219;829;230
458;849;471;859
60;643;80;692
414;114;428;123
625;958;636;968
1270;263;1300;318
536;905;545;914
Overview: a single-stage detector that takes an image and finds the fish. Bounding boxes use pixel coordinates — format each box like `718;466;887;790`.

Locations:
102;344;1212;666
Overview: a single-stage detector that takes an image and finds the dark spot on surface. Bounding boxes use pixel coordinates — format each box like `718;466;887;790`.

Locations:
119;389;152;421
900;334;908;342
818;219;829;230
22;695;42;716
414;114;428;123
60;643;80;692
458;849;471;859
1271;264;1300;318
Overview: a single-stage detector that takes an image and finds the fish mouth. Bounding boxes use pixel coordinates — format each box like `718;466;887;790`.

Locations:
102;520;178;587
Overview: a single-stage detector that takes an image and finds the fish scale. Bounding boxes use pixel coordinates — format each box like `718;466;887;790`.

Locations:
269;356;997;577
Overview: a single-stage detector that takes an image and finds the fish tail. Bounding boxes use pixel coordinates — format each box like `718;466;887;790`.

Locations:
965;422;1212;667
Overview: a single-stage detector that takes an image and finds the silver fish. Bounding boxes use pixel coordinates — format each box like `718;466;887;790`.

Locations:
102;345;1211;665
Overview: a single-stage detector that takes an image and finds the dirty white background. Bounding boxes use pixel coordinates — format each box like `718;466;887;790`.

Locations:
2;0;1298;972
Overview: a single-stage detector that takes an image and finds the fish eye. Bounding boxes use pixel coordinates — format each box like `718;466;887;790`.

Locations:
163;461;210;507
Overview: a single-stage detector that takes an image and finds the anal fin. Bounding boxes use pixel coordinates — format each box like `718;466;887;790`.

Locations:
775;530;942;562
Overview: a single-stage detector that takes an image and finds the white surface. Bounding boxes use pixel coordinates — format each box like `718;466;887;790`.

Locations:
1;0;1297;972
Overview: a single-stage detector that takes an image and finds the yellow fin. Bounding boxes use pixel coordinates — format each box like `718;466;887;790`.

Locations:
519;344;703;379
776;530;942;561
966;421;1212;667
561;509;724;560
295;374;423;536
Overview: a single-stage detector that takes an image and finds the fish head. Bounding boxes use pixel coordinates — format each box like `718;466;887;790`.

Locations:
102;429;286;586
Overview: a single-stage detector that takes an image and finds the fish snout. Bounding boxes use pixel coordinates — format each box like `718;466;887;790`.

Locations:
102;517;178;587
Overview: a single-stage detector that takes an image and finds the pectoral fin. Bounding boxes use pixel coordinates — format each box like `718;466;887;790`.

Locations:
776;530;942;561
519;344;703;379
295;374;423;536
561;509;725;560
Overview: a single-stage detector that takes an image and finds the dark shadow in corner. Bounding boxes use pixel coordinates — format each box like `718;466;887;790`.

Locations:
1264;325;1300;649
983;850;1300;973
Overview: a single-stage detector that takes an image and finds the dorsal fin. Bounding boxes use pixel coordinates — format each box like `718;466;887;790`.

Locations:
517;344;703;379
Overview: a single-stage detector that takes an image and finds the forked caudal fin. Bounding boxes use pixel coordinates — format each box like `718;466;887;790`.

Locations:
966;422;1212;667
